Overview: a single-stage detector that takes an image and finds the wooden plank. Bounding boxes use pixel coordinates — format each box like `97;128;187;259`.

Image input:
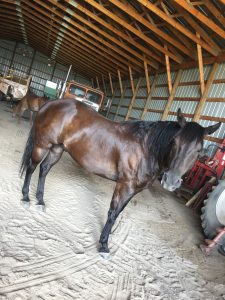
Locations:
107;85;118;119
173;0;225;40
129;66;135;95
107;0;192;58
137;0;219;56
84;0;182;63
172;2;221;54
192;63;219;122
144;60;151;94
96;76;100;89
23;0;140;74
101;74;107;94
19;3;121;77
141;73;158;120
117;69;123;94
109;73;114;95
64;0;159;69
196;33;205;96
161;69;183;120
165;45;172;95
204;0;225;29
125;78;142;121
115;85;127;120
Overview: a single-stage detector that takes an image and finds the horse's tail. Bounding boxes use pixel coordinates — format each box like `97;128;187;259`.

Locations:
20;129;34;177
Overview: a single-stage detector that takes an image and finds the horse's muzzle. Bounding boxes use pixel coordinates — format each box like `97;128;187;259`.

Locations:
161;172;182;192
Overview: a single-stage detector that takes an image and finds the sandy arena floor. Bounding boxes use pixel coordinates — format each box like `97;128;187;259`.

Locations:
0;101;225;300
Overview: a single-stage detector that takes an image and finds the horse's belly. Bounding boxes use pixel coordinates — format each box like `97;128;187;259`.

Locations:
68;150;118;181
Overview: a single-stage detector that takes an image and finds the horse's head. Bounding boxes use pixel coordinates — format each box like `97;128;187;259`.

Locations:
161;109;221;192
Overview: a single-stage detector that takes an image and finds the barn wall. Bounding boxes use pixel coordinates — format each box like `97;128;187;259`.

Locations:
0;39;91;96
106;63;225;153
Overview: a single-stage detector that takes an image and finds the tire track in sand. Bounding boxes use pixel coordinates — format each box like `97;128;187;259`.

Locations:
0;222;130;295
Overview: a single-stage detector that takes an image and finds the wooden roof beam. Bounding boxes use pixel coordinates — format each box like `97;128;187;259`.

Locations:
172;2;221;53
107;0;193;59
25;24;118;77
21;1;132;74
173;0;225;40
22;17;119;78
45;0;145;72
137;0;219;56
84;0;182;63
203;0;225;29
63;0;161;67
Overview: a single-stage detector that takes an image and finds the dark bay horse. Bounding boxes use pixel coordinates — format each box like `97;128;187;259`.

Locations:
20;99;221;254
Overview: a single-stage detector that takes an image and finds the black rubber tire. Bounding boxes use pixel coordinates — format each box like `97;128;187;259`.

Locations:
201;180;225;239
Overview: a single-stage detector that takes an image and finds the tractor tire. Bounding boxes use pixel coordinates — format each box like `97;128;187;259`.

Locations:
201;180;225;239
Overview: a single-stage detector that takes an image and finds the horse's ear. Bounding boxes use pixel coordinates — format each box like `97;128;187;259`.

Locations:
204;122;221;135
177;108;186;128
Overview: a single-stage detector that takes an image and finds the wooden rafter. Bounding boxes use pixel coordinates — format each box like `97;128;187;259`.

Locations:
22;0;142;74
48;0;144;72
84;0;182;63
137;0;219;56
173;0;225;40
107;0;193;58
63;0;159;69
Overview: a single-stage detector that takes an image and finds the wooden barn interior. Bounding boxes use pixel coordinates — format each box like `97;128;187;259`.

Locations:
0;1;225;299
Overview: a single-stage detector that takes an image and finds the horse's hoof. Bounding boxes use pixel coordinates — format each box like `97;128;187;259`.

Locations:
36;204;46;213
21;200;30;209
99;251;111;260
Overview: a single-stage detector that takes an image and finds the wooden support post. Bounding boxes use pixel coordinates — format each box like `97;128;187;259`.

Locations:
193;63;219;122
144;60;151;94
161;69;183;121
9;42;18;70
197;33;205;96
125;77;142;121
107;85;118;118
114;84;127;120
101;74;107;94
91;78;94;88
129;66;135;95
117;69;123;94
141;73;158;120
165;45;172;94
109;72;114;95
96;76;100;89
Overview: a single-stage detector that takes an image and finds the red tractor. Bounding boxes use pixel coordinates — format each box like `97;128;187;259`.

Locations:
180;138;225;255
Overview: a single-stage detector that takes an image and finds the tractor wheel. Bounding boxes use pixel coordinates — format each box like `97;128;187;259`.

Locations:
201;180;225;239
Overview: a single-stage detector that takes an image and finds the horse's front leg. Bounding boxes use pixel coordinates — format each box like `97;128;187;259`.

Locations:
99;180;136;255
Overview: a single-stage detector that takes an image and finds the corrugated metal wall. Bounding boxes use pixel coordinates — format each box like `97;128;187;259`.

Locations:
106;63;225;153
0;39;91;96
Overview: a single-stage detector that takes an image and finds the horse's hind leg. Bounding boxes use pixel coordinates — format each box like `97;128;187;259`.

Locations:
36;145;63;210
22;146;48;207
99;180;136;256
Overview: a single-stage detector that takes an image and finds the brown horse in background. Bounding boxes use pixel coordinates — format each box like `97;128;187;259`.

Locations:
12;90;48;124
20;99;221;256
